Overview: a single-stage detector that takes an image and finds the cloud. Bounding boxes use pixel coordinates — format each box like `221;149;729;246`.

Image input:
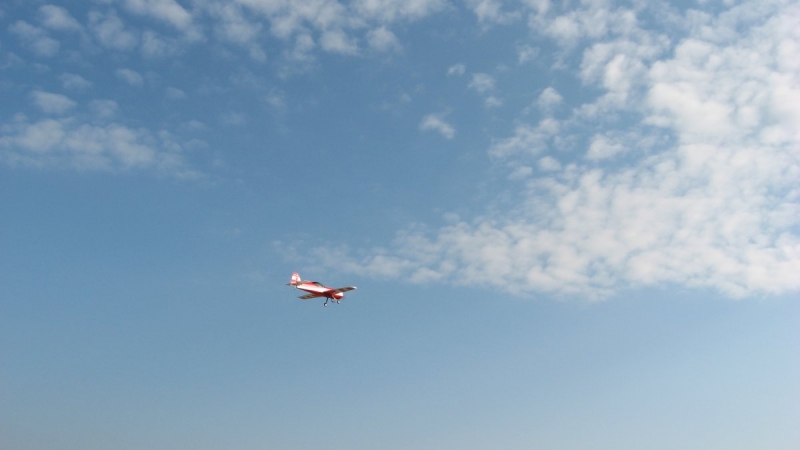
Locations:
0;117;197;177
89;10;139;51
320;29;358;55
116;68;144;86
586;133;625;161
485;96;503;108
220;111;246;126
447;63;466;76
508;165;532;180
89;100;119;118
229;0;447;61
466;0;521;26
488;119;559;159
165;86;187;100
538;156;561;172
310;0;800;299
265;89;286;110
420;114;455;139
530;1;639;47
9;20;60;56
209;3;263;44
122;0;193;31
517;44;539;64
238;0;350;41
353;0;448;23
31;90;77;115
38;5;83;32
60;73;93;90
468;72;495;93
367;26;401;52
537;87;563;111
141;30;184;58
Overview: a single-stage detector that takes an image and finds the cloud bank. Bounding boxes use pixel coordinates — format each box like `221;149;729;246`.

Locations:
308;0;800;299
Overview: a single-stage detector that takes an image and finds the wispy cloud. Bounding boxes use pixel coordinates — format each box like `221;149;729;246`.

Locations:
420;114;455;139
447;63;466;76
468;73;495;94
31;90;77;115
60;73;93;91
367;26;401;52
89;10;138;51
122;0;194;32
537;87;562;111
9;21;60;56
89;100;119;119
465;0;521;26
309;1;800;299
38;5;82;32
353;0;448;23
517;44;538;64
116;68;144;86
0;117;198;177
164;86;186;100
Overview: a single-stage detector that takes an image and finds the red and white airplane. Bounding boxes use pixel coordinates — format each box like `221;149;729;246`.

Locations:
287;272;356;306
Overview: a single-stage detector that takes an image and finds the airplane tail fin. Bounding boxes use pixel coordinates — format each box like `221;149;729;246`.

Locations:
289;272;302;286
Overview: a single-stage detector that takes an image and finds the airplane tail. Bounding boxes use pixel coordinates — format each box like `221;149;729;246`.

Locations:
289;272;302;286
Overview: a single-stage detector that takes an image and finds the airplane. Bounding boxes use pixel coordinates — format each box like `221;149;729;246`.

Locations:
287;272;356;307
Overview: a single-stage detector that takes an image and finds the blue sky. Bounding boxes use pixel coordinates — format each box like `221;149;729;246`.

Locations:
1;0;798;449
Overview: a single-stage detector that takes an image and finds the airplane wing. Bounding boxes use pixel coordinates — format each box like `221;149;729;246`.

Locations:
298;293;323;299
332;286;357;294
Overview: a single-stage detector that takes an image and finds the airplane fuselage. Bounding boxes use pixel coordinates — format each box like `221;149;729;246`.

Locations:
296;281;345;299
288;272;356;306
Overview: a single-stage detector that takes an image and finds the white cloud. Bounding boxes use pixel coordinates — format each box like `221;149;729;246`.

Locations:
310;0;800;299
209;3;262;44
141;30;182;58
537;87;562;111
122;0;193;31
586;133;624;161
538;156;561;172
489;118;559;159
205;3;267;62
420;114;455;139
89;99;119;118
468;73;495;93
221;111;246;126
0;117;196;177
165;86;186;100
466;0;521;26
447;63;466;76
353;0;448;23
9;21;60;57
508;165;532;180
31;90;77;115
320;29;358;55
229;0;446;63
517;44;539;64
89;10;139;51
485;96;503;108
531;2;639;47
38;5;82;32
522;0;550;17
367;26;401;52
265;89;286;110
239;0;350;40
60;73;93;90
116;68;144;86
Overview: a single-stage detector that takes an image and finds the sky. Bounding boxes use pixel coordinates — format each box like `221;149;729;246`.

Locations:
1;0;798;449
